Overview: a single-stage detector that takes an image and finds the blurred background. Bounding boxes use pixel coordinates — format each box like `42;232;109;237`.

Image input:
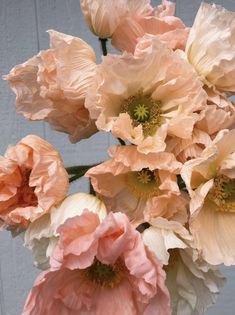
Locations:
0;0;234;314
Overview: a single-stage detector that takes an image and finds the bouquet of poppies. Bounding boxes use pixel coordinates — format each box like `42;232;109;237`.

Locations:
1;0;235;314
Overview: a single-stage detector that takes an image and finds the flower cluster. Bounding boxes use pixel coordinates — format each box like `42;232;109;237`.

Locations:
2;1;235;314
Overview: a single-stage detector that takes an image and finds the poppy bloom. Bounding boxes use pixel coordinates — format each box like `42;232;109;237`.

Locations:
24;193;107;270
86;35;206;154
0;135;68;229
22;211;171;315
186;3;235;93
112;0;189;53
181;129;235;265
80;0;153;38
143;217;226;315
86;145;188;224
5;30;97;143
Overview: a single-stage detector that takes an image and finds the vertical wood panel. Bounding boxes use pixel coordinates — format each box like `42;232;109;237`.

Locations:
0;1;44;313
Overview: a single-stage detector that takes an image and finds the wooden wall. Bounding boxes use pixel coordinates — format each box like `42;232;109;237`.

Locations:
0;1;234;314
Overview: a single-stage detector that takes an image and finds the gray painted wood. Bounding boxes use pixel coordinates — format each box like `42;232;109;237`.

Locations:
0;0;234;314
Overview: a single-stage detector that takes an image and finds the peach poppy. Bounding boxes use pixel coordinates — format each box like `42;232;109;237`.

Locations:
5;30;97;143
112;1;189;54
196;84;235;136
143;217;226;315
24;193;107;270
86;145;188;224
186;3;235;93
80;0;153;39
166;128;212;163
22;211;171;315
85;35;206;154
181;129;235;265
0;135;68;229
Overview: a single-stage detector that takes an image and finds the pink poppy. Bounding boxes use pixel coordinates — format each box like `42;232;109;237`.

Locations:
0;135;68;228
5;30;97;143
22;211;171;315
86;145;188;224
24;193;107;270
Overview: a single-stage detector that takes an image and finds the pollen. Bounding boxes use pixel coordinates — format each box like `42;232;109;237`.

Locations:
84;258;126;288
208;174;235;212
120;90;162;137
125;168;160;199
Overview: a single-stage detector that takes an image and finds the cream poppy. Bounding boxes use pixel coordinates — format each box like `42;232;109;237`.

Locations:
186;3;235;93
181;129;235;265
143;217;226;315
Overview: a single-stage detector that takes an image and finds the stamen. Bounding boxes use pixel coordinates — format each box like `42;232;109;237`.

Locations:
120;91;162;137
137;169;155;184
208;175;235;212
125;168;160;199
84;258;126;288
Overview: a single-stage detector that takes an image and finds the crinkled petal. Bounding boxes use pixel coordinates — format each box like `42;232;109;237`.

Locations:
186;3;235;93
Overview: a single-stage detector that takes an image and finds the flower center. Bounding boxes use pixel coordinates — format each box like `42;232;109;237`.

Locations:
121;91;162;136
18;168;38;207
125;168;160;199
207;175;235;212
84;258;125;288
133;104;150;122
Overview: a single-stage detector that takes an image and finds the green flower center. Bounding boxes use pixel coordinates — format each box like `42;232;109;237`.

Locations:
84;258;125;288
125;168;160;198
208;175;235;212
133;104;150;122
121;91;162;136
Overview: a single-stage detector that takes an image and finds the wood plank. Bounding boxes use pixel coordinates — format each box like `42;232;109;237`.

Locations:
0;0;43;314
0;0;45;152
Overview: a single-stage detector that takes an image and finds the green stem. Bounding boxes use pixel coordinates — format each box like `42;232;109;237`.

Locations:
89;180;96;196
136;222;150;233
69;174;83;183
118;138;126;146
66;164;99;183
66;164;98;175
177;175;187;192
99;38;108;56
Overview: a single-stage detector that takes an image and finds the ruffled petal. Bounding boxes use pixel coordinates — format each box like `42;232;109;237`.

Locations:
190;201;235;265
186;3;235;93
